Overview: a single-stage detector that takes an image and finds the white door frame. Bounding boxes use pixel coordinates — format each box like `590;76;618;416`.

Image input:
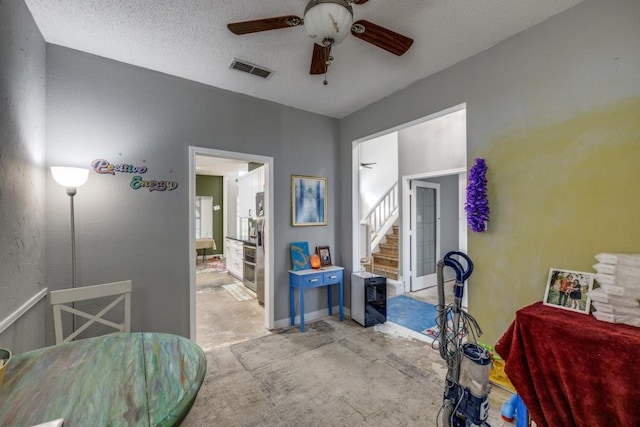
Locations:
402;168;467;295
350;103;467;299
188;146;275;340
410;180;441;291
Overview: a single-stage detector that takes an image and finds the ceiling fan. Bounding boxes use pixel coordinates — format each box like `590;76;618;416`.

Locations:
227;0;414;84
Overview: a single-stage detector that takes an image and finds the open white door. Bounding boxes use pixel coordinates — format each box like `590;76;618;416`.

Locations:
410;181;440;291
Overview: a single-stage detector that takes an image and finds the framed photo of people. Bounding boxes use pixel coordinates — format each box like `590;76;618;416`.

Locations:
316;246;331;266
543;268;594;314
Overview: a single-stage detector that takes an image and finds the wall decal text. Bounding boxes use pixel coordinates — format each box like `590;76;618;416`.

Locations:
91;158;178;193
92;159;148;175
130;176;178;192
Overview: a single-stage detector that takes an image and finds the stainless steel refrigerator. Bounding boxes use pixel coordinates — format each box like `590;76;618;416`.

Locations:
256;192;265;305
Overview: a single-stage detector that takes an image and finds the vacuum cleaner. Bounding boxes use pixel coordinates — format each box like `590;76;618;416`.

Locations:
436;251;492;427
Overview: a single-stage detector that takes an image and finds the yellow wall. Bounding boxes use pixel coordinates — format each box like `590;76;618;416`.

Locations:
469;97;640;345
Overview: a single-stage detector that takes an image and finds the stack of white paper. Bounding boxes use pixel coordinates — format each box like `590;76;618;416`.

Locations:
591;253;640;327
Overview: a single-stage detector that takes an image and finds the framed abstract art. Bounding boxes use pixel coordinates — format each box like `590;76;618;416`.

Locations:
291;175;327;226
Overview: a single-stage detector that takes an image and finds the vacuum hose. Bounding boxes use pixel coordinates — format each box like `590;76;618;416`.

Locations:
436;251;473;347
436;251;481;372
442;251;473;298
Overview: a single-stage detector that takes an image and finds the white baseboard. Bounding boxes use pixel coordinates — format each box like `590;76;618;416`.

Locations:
273;306;351;330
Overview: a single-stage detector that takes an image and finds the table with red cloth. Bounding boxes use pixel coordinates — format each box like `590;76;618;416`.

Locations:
495;302;640;427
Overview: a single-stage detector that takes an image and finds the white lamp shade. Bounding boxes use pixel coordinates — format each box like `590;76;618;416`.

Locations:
304;1;353;46
51;167;89;188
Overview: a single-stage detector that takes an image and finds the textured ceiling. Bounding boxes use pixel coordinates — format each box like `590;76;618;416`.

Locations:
24;0;583;118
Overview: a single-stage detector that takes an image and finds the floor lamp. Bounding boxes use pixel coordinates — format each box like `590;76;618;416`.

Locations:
51;166;89;334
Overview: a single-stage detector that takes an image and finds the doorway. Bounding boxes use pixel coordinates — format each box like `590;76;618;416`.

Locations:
352;104;467;300
402;170;466;295
410;181;440;291
188;147;274;343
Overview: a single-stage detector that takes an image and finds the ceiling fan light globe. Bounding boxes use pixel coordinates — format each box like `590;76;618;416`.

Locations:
304;0;353;46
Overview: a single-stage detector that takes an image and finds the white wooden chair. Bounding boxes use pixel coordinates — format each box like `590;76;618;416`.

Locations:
49;280;132;345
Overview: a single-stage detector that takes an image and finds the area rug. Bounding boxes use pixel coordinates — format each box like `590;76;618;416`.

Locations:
222;284;255;302
196;257;227;273
386;295;438;338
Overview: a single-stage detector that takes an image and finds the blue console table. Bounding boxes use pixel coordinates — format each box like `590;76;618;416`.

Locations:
289;266;344;332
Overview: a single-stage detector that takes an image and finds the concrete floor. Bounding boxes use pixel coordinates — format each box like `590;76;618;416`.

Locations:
194;270;270;352
186;269;513;426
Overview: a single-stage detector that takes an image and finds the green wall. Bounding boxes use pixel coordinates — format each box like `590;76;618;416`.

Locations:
248;161;263;172
196;175;223;256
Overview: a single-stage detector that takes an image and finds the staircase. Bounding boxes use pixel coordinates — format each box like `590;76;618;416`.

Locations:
372;225;399;280
360;182;400;280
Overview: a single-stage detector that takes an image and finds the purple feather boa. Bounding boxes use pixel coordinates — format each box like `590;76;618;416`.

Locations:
465;158;490;232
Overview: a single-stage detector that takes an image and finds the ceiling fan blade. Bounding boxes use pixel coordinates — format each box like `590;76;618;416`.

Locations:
354;0;369;4
227;15;302;35
351;20;413;56
310;44;331;75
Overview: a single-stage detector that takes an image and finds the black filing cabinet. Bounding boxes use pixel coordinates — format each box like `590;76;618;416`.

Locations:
351;272;387;327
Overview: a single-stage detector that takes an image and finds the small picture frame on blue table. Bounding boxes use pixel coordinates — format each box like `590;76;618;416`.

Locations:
316;246;331;266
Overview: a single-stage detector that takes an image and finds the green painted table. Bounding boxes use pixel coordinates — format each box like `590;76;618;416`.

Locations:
0;332;206;426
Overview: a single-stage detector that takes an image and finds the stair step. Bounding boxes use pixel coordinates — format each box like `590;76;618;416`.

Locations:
373;264;397;273
376;250;398;258
379;241;397;248
374;261;397;270
372;265;398;280
378;243;398;253
369;223;399;281
384;235;398;244
373;253;398;263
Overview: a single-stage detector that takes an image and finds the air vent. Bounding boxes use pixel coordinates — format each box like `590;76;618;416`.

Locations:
229;59;273;79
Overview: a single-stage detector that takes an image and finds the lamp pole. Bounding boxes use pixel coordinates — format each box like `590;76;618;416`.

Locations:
51;166;89;339
67;187;78;289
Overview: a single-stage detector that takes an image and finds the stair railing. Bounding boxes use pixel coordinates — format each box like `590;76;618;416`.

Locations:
360;182;399;255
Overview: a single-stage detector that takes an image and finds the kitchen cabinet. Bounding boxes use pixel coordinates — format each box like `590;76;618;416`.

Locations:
225;238;244;280
237;166;265;218
252;166;264;196
238;174;252;218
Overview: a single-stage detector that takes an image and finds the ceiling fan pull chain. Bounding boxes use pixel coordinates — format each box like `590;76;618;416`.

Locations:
323;42;333;85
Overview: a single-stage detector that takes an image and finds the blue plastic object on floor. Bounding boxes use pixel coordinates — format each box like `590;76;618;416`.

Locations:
501;393;529;427
386;295;438;335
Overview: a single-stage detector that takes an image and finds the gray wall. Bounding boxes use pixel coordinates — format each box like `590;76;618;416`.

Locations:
44;45;340;341
397;109;466;177
0;0;47;353
340;0;640;344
